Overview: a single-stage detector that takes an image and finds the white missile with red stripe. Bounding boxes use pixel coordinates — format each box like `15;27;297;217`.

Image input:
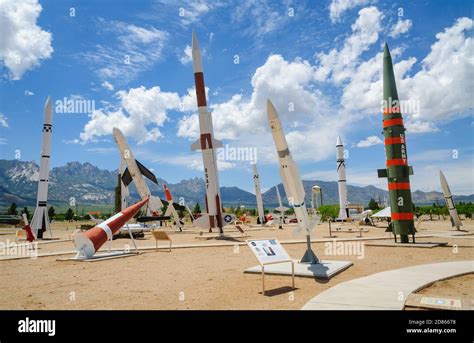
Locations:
113;127;163;216
74;198;148;258
190;31;224;234
267;99;318;264
31;96;53;239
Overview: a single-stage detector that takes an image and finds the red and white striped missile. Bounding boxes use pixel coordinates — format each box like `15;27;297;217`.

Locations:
22;213;35;243
190;31;224;234
74;198;148;258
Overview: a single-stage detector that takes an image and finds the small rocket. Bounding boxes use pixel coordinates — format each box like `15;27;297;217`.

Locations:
163;184;184;231
336;136;349;220
190;31;224;234
252;163;265;225
377;43;416;243
113;127;163;216
31;96;53;239
275;185;289;214
439;170;462;230
267;99;318;263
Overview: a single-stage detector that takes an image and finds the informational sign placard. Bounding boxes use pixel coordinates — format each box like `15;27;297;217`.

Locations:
246;238;290;265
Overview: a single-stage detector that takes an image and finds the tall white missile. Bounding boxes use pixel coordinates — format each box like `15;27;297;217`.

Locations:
113;127;163;216
267;99;318;264
190;31;224;234
336;136;349;220
252;163;265;225
439;170;462;230
31;96;53;239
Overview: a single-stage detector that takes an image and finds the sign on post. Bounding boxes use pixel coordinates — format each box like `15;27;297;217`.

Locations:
246;238;294;295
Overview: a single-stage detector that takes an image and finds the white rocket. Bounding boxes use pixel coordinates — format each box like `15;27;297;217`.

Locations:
336;136;349;220
190;31;224;234
439;170;462;230
275;185;289;214
252;163;265;225
31;96;53;239
267;99;318;264
112;127;163;216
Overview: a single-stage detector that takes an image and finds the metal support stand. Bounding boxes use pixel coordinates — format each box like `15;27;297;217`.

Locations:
300;234;319;264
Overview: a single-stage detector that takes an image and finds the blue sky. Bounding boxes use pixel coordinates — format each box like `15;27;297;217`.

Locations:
0;0;473;195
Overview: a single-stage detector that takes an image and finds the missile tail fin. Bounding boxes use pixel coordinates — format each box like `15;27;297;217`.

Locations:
136;160;158;184
121;168;133;186
191;139;201;151
377;168;388;178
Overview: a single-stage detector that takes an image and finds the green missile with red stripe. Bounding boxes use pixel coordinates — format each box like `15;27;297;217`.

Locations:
377;43;416;243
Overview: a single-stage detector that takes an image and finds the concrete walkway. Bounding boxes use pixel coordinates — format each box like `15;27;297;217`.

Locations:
302;260;474;310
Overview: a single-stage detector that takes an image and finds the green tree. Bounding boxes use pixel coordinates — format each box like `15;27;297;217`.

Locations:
367;198;379;211
65;208;74;221
7;203;18;215
318;205;339;221
48;206;56;220
193;202;201;215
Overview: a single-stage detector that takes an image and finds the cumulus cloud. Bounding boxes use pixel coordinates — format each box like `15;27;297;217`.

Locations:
389;18;412;38
0;113;8;127
0;0;53;80
329;0;372;23
315;6;383;83
179;45;192;65
79;86;182;144
101;81;114;91
24;90;34;96
341;17;473;124
355;135;382;148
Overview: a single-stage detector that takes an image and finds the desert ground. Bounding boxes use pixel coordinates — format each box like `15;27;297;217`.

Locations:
0;218;472;310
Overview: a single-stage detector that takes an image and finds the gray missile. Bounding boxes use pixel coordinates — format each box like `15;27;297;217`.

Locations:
439;170;462;230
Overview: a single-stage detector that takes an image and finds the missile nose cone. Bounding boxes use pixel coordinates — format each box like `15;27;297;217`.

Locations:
336;135;343;146
44;95;52;109
383;42;391;58
192;31;200;52
439;170;446;183
112;127;123;141
266;99;278;120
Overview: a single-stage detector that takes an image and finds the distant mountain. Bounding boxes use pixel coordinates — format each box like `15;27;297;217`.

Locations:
0;159;472;209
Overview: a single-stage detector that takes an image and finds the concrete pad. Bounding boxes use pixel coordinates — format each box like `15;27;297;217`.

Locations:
57;251;139;262
244;259;353;279
365;241;447;248
302;260;474;310
333;228;369;233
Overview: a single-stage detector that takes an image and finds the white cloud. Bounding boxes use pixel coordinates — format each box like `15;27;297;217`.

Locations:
0;113;8;127
315;6;383;83
101;81;114;91
405;121;439;134
179;45;192;65
0;0;53;80
81;19;168;83
355;135;382;148
177;54;342;163
24;90;34;96
79;86;182;144
232;0;289;37
329;0;372;23
389;18;412;38
341;17;473;124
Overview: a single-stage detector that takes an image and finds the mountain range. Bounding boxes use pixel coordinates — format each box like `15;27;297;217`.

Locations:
0;159;472;210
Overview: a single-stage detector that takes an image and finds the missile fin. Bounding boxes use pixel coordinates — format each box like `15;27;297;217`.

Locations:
121;168;133;186
377;169;388;178
213;138;223;148
408;166;414;175
164;204;173;217
191;139;201;151
136;160;158;184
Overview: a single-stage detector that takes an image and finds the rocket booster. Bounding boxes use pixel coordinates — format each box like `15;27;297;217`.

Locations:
439;170;462;230
163;184;183;231
377;43;416;243
336;136;349;219
190;31;224;233
31;96;53;239
252;163;265;225
113;127;163;215
267;99;318;263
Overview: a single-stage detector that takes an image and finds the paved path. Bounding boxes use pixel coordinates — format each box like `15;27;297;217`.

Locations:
301;260;474;310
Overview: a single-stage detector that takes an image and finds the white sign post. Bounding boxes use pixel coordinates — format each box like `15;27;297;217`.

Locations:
246;238;295;295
